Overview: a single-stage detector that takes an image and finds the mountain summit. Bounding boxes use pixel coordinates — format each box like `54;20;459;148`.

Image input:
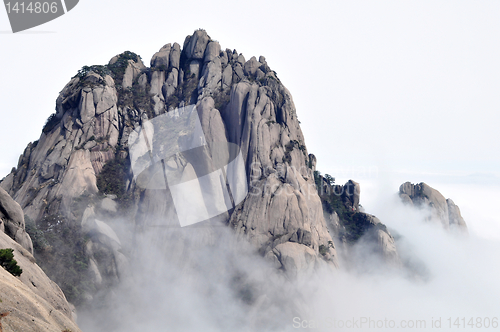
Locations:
1;29;341;307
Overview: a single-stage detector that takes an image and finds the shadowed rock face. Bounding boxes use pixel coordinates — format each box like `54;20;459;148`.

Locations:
399;182;468;233
0;187;32;253
0;29;338;305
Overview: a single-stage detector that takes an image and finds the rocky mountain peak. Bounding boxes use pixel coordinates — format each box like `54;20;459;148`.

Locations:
0;29;337;306
399;181;468;232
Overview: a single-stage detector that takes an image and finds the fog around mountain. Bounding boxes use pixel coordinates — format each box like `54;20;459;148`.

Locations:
1;2;499;332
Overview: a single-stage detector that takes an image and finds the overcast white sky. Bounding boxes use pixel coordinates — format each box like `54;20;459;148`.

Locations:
1;0;499;235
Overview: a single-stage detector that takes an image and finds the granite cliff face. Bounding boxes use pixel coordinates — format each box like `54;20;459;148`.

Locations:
0;188;81;332
1;30;338;306
399;182;468;233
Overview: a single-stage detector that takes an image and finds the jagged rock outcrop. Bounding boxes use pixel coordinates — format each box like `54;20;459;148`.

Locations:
315;174;400;266
0;29;338;305
399;182;468;232
0;189;80;331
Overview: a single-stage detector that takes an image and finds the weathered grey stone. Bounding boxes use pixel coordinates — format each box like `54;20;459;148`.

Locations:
81;207;129;282
220;50;228;67
308;154;317;172
256;68;266;81
178;68;184;86
108;55;119;65
90;149;115;175
237;54;246;65
0;187;33;253
269;242;317;278
95;104;119;145
149;70;165;97
184;29;210;60
199;57;222;95
58;150;98;205
244;56;260;76
162;68;178;99
138;73;148;91
122;60;145;89
87;257;102;286
322;180;400;266
152;94;165;115
95;85;118;115
188;60;201;78
360;213;400;265
342;179;360;211
204;41;221;63
84;72;102;84
221;81;338;272
79;87;95;123
399;193;413;205
0;231;81;331
232;63;245;82
169;42;181;69
400;182;448;227
447;199;468;232
399;182;468;232
222;65;232;89
150;43;171;68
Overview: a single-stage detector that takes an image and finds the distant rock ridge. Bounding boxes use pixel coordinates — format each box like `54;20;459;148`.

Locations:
399;182;468;233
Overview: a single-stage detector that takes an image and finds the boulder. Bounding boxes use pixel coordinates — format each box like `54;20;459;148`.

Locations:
184;29;210;60
204;41;221;63
122;60;145;89
243;56;260;76
150;43;171;68
169;43;181;69
342;179;360;211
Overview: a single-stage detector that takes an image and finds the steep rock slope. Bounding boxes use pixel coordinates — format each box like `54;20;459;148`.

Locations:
0;189;80;331
1;30;338;305
399;182;468;233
